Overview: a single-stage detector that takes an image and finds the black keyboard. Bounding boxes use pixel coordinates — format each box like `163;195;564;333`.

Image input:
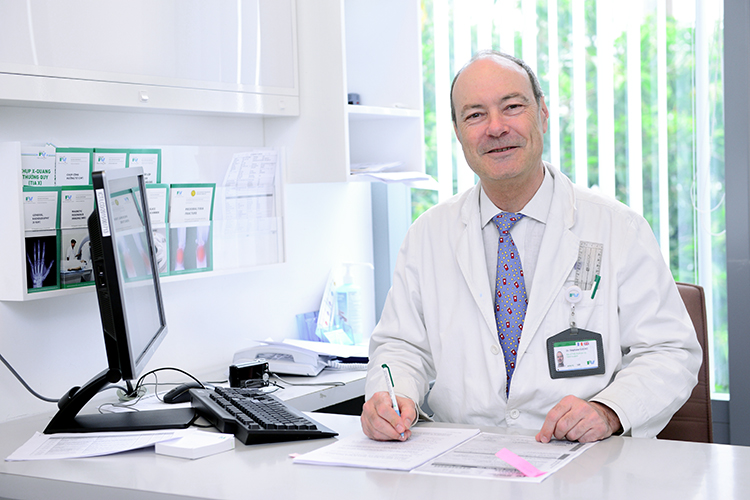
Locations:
189;387;338;445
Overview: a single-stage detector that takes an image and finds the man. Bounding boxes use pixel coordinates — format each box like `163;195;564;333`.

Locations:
361;51;701;444
66;239;77;261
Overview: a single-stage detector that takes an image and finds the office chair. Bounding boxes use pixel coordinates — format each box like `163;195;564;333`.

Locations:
656;282;713;443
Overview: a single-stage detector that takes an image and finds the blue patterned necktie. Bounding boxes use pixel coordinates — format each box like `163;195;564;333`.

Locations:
493;213;527;396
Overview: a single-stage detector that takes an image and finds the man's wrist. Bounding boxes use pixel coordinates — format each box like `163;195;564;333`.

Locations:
590;401;623;436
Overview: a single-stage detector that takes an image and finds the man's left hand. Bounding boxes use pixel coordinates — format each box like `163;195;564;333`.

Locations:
535;395;622;443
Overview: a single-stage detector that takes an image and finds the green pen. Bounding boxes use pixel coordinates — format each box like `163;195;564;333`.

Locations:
382;363;404;438
591;275;601;299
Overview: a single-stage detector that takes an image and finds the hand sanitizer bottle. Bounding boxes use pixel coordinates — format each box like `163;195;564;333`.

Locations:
335;263;363;344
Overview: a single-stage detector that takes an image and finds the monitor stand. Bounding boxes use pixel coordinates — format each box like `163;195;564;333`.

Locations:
44;368;197;434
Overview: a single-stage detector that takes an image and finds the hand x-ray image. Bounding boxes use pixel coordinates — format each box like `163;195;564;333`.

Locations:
25;234;58;290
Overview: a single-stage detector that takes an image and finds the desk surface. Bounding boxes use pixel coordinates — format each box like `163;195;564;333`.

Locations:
2;409;750;500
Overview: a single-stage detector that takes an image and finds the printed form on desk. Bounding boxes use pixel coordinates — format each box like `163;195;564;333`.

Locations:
293;427;596;483
6;429;193;461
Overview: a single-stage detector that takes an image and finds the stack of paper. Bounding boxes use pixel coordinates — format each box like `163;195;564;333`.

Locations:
156;431;235;460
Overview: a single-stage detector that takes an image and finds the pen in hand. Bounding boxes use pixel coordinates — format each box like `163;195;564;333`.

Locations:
381;363;404;439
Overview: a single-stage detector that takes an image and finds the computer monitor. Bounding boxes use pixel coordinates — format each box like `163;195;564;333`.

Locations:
44;167;196;434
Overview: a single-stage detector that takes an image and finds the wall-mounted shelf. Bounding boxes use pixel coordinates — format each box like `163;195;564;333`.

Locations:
1;142;286;302
274;0;425;184
347;105;422;120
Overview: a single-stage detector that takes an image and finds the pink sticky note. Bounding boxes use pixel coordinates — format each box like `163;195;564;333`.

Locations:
495;448;546;477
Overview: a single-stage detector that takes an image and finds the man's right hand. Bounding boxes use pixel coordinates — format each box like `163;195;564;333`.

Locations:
361;391;416;441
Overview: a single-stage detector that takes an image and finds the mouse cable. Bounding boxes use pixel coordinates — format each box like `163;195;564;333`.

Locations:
0;351;59;403
133;366;206;398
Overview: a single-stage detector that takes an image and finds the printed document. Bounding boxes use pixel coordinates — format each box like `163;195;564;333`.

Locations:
294;425;595;483
6;429;191;461
412;431;596;483
293;427;480;471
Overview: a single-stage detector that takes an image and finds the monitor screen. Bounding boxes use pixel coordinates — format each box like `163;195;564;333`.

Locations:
97;171;166;380
44;167;195;434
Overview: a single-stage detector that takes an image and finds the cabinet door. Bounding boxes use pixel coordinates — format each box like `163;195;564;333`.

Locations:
0;0;298;112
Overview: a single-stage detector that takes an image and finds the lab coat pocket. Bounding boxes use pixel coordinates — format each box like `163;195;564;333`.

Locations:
556;277;606;335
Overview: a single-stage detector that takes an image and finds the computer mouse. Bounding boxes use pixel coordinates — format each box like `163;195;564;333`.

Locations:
163;381;203;404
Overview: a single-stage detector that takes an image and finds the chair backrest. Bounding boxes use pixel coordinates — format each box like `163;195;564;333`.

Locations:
656;282;713;443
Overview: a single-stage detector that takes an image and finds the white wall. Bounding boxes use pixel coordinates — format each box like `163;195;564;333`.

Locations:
0;105;375;423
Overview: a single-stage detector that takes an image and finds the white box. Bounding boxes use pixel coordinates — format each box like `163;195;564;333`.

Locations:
155;431;235;460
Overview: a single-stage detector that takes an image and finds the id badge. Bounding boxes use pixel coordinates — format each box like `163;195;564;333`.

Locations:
547;328;606;379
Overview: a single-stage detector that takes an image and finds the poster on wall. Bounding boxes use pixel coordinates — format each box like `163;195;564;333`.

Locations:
25;231;60;292
23;187;60;293
59;187;96;288
168;183;215;275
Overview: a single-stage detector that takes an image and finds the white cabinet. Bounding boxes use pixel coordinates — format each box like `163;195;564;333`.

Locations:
0;0;299;116
0;0;427;300
273;0;425;183
0;1;299;301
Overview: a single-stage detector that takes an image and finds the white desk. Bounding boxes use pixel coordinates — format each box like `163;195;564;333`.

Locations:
3;409;750;500
271;369;366;412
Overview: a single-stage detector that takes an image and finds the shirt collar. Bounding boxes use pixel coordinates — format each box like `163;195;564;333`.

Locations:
480;164;554;229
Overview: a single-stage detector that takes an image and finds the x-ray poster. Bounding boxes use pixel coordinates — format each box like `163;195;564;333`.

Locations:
23;187;60;292
60;188;96;288
146;184;169;275
25;230;60;292
168;184;215;275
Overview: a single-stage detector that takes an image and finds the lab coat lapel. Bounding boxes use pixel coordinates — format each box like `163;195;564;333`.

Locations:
455;185;497;337
518;170;580;355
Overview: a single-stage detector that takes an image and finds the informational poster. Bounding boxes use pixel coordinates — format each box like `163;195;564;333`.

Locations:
218;149;283;269
222;149;278;234
60;188;96;288
146;184;170;275
128;149;161;184
23;187;60;292
23;188;59;232
55;148;93;186
168;184;215;275
21;145;56;186
93;148;128;172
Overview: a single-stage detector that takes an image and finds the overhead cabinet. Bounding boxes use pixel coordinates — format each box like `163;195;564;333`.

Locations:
0;0;299;116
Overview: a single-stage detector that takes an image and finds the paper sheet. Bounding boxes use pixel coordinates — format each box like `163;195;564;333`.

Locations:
6;429;192;461
412;432;596;483
282;338;368;359
293;427;480;471
350;170;439;189
221;149;278;234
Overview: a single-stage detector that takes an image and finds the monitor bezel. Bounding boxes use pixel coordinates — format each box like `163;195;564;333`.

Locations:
90;167;168;381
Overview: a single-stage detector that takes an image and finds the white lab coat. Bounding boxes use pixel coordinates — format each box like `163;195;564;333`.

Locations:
366;164;701;438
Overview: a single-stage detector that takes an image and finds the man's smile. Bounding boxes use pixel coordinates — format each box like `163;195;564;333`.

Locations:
484;145;518;155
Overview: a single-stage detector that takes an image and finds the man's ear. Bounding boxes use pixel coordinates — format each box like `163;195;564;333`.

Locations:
540;97;549;134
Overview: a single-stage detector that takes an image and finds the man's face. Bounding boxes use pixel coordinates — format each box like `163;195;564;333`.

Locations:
452;57;548;186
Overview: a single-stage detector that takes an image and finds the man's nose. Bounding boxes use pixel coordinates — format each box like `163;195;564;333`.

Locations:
486;111;509;137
